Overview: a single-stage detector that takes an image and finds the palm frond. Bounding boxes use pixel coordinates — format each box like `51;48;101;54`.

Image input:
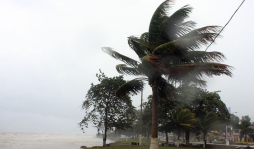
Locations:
129;37;157;50
202;112;220;130
149;0;173;42
172;109;196;130
184;51;226;63
153;33;220;57
128;36;148;58
140;32;150;42
163;63;233;79
116;64;146;76
165;74;207;87
182;76;207;87
173;21;196;39
102;47;140;67
141;54;163;76
116;78;147;97
180;26;222;39
156;76;175;98
161;5;193;41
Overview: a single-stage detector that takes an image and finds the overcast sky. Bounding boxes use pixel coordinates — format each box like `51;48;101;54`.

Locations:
0;0;253;135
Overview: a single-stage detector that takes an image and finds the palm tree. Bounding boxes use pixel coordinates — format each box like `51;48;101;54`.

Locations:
170;109;196;147
239;116;252;142
197;112;220;148
103;1;232;149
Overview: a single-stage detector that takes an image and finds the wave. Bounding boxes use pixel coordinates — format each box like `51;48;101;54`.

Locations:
0;132;113;149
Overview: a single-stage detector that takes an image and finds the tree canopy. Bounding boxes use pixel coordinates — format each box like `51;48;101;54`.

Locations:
80;70;135;146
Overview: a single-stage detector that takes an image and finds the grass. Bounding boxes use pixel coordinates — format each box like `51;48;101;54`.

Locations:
108;138;173;149
106;146;197;149
89;138;240;149
235;142;254;144
112;138;151;145
212;141;225;144
107;138;199;149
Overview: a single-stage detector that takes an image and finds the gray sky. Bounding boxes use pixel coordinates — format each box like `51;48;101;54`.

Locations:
0;0;253;135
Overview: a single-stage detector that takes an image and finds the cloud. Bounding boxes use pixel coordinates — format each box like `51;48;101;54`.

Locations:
0;0;254;134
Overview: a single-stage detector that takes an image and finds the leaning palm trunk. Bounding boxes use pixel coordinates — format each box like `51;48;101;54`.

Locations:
150;83;159;149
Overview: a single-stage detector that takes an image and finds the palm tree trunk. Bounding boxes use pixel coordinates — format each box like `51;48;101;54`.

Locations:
150;83;158;149
203;131;206;148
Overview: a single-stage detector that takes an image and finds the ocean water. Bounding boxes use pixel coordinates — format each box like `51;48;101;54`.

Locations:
0;132;113;149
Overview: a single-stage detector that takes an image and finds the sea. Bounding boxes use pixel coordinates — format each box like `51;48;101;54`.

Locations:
0;132;113;149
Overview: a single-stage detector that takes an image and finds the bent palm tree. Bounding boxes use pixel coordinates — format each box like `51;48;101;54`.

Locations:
197;112;220;148
170;109;196;147
103;1;232;149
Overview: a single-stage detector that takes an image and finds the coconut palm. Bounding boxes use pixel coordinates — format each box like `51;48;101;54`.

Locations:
102;1;232;149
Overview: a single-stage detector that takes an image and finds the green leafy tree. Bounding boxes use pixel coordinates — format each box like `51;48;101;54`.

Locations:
143;95;179;143
230;113;240;140
103;1;232;148
176;85;230;146
80;71;135;147
158;96;179;144
230;114;240;128
177;86;230;121
142;95;153;139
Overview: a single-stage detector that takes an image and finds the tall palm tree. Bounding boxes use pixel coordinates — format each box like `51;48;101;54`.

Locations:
103;1;232;149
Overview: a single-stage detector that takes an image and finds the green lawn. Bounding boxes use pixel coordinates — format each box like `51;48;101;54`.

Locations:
106;146;197;149
91;138;239;149
108;138;173;149
235;142;254;144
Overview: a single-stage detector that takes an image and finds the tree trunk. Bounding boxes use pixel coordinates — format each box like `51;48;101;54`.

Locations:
174;131;176;142
203;131;206;148
140;90;143;146
166;131;169;145
185;130;190;146
150;83;158;149
103;132;107;147
177;130;180;147
103;103;108;147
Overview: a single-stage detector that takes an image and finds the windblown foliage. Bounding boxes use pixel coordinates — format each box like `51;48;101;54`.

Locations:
80;71;135;146
103;0;233;148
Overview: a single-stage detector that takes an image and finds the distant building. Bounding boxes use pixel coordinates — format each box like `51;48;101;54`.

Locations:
231;126;254;142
